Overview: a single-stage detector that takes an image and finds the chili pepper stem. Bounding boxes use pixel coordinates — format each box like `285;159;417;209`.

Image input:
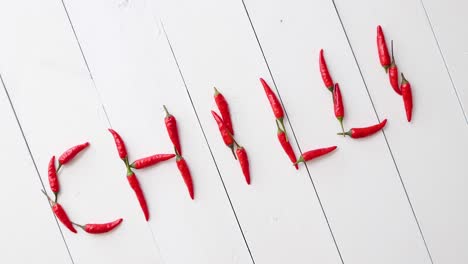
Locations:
163;105;170;118
294;156;304;165
338;117;345;137
56;163;62;173
276;119;288;141
71;221;85;229
229;145;237;160
41;189;54;204
337;131;351;137
54;193;58;203
123;157;130;170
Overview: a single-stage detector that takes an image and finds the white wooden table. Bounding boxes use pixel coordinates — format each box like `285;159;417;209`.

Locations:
1;0;466;263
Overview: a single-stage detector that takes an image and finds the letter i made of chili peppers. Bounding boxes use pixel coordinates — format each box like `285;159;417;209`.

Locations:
338;119;387;138
333;83;345;135
211;110;236;159
74;218;123;234
260;78;287;136
295;146;337;166
108;128;128;166
42;190;77;233
176;155;194;200
377;25;391;72
163;105;182;156
127;170;150;221
214;87;234;135
319;49;334;92
400;73;413;122
388;41;401;95
277;120;298;169
236;146;250;184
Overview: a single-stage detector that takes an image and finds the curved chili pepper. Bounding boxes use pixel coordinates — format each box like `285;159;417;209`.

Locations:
338;119;387;138
260;78;286;131
333;83;345;135
127;171;149;221
401;73;413;122
163;105;182;156
277;121;298;169
53;203;77;233
108;129;128;160
176;155;194;200
295;146;337;165
48;156;59;198
42;190;77;233
319;49;334;92
236;146;250;185
211;110;236;159
388;41;401;95
82;218;123;234
377;25;391;72
130;154;175;169
214;87;234;135
58;142;90;166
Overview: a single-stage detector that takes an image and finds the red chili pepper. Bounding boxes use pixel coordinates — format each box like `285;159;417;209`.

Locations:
163;105;182;156
388;41;401;95
236;146;250;185
377;25;391;72
319;49;334;92
295;146;337;165
82;218;123;234
130;154;176;169
176;156;194;200
333;83;345;135
108;129;128;160
48;156;59;198
58;142;90;166
338;119;387;138
42;190;77;233
127;171;149;221
214;87;234;135
260;78;286;131
401;73;413;122
211;110;236;159
277;121;298;169
53;203;77;233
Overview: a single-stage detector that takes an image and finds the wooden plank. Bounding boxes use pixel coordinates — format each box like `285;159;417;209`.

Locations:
0;80;72;263
420;0;468;121
333;0;468;263
241;0;433;263
60;0;254;263
0;0;162;263
150;0;345;263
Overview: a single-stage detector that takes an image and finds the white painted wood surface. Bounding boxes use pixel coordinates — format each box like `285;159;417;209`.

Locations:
0;0;466;263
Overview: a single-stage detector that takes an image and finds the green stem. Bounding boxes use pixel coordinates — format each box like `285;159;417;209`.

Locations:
277;118;288;141
294;156;304;165
338;118;345;137
56;163;62;173
163;105;170;117
230;145;237;160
